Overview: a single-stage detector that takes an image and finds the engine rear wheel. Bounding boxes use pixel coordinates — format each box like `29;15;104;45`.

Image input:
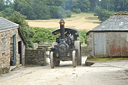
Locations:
75;41;81;65
55;60;60;66
72;50;77;68
50;52;54;68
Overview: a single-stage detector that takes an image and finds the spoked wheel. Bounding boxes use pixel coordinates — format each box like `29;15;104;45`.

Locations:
72;50;77;68
50;52;54;68
75;41;82;65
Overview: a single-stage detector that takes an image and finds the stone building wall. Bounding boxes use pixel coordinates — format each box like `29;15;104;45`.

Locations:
0;28;19;74
87;32;94;57
25;49;46;66
81;46;88;56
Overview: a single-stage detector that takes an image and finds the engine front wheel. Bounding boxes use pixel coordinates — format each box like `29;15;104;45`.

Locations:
75;41;82;65
72;50;77;68
50;52;54;68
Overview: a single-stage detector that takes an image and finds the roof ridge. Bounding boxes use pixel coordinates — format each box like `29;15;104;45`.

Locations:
89;15;128;32
0;17;19;31
115;13;128;15
0;17;19;26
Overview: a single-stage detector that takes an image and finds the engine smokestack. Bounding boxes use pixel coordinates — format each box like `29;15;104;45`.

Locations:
59;19;65;39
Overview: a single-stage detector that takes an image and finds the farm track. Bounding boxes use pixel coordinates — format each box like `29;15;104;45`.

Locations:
0;57;128;85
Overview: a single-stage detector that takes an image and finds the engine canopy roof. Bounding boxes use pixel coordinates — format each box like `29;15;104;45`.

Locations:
52;28;78;35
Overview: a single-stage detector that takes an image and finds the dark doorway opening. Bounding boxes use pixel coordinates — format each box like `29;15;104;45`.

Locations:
18;41;22;64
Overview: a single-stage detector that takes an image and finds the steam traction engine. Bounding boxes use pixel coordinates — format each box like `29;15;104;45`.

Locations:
50;19;81;68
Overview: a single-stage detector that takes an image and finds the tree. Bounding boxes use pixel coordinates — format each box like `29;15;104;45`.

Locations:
14;0;37;19
113;0;128;11
5;0;13;5
63;0;73;10
32;0;51;19
49;6;62;18
94;8;113;21
0;0;5;11
99;9;113;21
2;7;14;16
78;30;88;44
0;12;4;17
72;8;81;13
89;0;99;11
73;0;90;12
31;27;58;43
8;11;34;47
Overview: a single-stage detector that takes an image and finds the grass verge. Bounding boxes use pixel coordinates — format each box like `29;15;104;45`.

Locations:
88;58;128;61
81;44;87;47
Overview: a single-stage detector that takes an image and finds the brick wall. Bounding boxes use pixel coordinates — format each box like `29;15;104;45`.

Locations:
25;49;46;66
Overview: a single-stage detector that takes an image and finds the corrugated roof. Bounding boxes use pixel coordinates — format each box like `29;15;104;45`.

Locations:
91;15;128;31
0;17;19;31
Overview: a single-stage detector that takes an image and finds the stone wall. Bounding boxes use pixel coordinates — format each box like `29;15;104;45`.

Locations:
0;28;25;74
25;49;46;66
0;28;19;74
87;32;94;57
81;46;88;56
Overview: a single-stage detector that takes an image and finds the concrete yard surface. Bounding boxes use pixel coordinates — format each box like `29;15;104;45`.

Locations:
0;57;128;85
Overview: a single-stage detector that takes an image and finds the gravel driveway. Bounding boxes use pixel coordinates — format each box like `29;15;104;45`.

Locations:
0;57;128;85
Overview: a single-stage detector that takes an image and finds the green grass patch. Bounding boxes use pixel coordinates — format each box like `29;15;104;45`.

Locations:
86;17;98;20
88;58;128;61
93;21;102;24
81;44;87;47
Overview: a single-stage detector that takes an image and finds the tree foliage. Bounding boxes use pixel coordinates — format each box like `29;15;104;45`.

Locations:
94;7;113;21
1;0;128;20
8;11;34;47
0;0;5;11
13;0;71;19
0;0;91;19
77;0;90;12
78;30;88;44
0;12;4;17
31;27;88;44
31;27;58;43
0;0;128;20
73;0;90;12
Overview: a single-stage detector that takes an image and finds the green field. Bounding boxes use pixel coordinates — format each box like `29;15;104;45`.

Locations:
27;13;100;31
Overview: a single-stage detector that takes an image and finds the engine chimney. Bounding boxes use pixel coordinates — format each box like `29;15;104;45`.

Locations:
59;19;65;39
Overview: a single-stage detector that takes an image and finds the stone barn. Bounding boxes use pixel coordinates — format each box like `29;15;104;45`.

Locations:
87;14;128;57
0;17;26;74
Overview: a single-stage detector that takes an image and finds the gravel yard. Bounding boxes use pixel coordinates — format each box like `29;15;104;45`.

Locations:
0;57;128;85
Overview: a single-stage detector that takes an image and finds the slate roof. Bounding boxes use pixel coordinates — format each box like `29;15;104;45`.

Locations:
89;15;128;32
0;17;19;31
0;17;26;45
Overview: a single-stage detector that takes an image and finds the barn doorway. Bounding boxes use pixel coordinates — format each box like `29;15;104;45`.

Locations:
94;33;107;56
18;41;22;64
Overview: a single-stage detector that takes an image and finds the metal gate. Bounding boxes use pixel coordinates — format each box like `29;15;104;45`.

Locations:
94;33;106;56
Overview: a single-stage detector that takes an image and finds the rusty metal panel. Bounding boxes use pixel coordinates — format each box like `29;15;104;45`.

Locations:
94;33;106;56
107;32;128;56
